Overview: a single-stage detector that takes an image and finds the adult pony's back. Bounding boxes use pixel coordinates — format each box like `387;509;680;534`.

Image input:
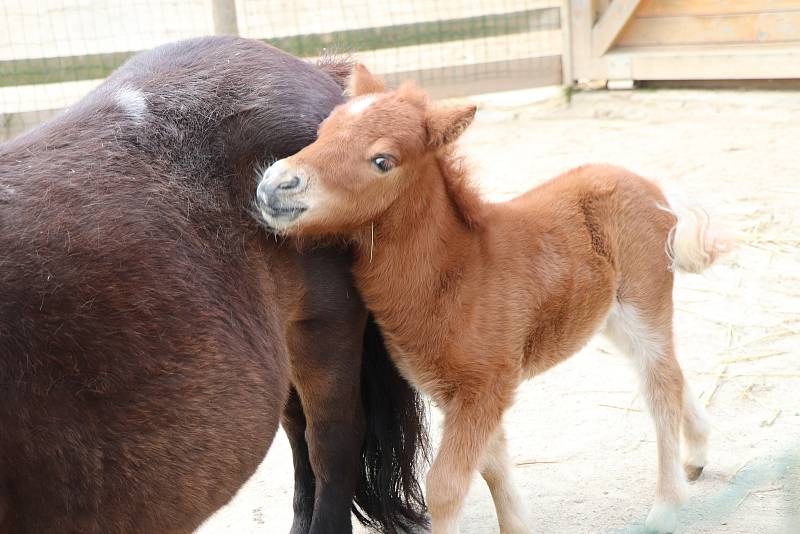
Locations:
0;37;426;533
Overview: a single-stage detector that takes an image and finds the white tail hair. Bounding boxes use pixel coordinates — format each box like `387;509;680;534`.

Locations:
662;191;733;274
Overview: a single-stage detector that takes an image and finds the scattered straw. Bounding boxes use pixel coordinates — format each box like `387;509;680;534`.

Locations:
739;385;782;427
734;484;784;511
515;459;563;467
369;222;374;263
729;458;753;481
770;187;800;194
723;329;796;352
710;421;736;443
704;364;728;407
598;404;641;413
762;410;781;427
695;371;800;379
721;351;788;364
683;286;725;294
674;307;737;329
562;389;630;395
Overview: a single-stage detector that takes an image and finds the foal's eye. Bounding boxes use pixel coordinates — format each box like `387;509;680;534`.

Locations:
372;155;395;173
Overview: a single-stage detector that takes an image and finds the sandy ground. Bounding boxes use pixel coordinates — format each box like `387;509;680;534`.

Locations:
197;88;800;533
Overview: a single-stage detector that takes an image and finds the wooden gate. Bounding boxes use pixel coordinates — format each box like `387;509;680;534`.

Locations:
566;0;800;84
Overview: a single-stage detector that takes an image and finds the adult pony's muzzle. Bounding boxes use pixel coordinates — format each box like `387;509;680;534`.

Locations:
256;159;308;229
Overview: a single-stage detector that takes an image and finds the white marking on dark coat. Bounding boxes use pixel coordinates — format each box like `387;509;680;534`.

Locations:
115;87;147;121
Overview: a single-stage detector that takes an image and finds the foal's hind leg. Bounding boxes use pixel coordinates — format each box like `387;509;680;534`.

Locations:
479;426;530;533
681;382;710;481
605;302;687;533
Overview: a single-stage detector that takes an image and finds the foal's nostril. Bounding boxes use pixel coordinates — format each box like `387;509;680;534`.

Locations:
277;176;301;190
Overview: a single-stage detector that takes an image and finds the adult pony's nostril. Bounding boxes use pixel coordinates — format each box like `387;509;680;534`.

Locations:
277;175;301;190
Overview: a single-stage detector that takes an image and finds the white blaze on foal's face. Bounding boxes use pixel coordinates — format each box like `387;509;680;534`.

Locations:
346;94;378;115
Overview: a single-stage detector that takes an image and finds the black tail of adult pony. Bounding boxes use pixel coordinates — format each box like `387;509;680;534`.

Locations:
354;315;430;533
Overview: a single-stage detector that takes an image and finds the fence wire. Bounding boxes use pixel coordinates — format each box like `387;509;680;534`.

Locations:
1;0;562;141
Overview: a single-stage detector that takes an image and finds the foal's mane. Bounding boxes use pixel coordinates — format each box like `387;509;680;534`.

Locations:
435;146;485;230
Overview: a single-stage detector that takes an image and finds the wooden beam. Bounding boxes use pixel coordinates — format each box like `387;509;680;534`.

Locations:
383;56;563;99
607;43;800;80
591;0;642;55
617;12;800;48
637;0;800;18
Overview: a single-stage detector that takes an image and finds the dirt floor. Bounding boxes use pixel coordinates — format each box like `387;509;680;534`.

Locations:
197;88;800;533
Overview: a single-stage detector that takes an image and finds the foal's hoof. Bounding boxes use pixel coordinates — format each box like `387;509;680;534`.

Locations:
684;463;705;481
644;502;679;533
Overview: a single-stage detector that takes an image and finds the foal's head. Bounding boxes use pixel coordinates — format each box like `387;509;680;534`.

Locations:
256;64;477;235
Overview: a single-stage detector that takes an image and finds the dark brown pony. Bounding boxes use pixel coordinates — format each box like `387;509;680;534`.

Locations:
0;38;426;533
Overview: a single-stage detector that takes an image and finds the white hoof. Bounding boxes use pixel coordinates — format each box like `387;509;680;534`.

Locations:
645;501;679;533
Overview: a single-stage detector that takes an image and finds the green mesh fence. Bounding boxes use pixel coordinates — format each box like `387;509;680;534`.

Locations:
1;0;563;141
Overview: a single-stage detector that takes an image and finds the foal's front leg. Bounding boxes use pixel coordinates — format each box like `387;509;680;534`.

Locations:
427;396;506;534
480;427;530;533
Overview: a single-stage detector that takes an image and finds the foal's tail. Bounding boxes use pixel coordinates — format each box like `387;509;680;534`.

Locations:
354;315;429;533
663;191;734;274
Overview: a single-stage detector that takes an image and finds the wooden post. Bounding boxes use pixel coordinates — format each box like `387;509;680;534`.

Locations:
211;0;239;35
569;0;595;81
560;0;574;86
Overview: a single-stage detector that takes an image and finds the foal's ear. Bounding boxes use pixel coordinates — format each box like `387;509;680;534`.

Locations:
426;105;477;149
346;63;386;97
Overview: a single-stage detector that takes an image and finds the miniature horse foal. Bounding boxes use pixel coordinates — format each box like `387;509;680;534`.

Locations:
256;65;730;533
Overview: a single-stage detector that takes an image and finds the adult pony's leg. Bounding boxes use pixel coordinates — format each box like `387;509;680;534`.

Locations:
286;312;366;534
281;389;316;534
605;301;687;534
285;249;368;534
0;479;9;534
479;426;529;533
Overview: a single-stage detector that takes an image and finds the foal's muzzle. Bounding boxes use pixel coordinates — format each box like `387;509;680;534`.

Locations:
256;159;308;226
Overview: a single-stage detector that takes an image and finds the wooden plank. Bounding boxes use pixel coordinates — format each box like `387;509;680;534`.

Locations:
618;12;800;47
569;0;596;80
0;7;560;87
606;43;800;80
637;0;800;18
383;56;563;99
591;0;643;55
